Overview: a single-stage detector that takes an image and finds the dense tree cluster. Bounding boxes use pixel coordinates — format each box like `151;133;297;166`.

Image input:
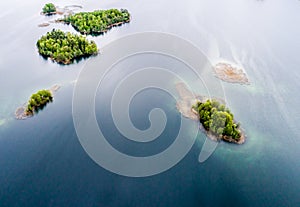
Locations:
26;90;53;114
193;100;241;140
36;29;98;64
42;3;56;15
62;9;130;35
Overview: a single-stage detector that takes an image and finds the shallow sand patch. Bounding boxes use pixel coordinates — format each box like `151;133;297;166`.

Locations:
175;82;200;121
0;119;5;126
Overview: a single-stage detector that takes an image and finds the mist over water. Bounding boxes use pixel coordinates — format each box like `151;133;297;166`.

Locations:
0;0;299;206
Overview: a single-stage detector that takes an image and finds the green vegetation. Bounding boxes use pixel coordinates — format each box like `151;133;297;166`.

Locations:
62;9;130;35
42;3;56;15
26;90;53;114
36;29;98;64
193;100;241;141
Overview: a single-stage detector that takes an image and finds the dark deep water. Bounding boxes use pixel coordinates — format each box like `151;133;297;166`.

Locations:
0;0;300;206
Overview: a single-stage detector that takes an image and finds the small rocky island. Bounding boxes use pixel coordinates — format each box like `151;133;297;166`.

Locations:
36;29;98;64
176;82;245;144
214;62;249;84
15;85;60;120
59;9;131;35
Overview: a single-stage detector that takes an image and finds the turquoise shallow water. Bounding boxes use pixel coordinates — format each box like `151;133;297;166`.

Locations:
0;0;300;206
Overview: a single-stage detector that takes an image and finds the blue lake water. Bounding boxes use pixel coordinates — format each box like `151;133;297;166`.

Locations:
0;0;300;206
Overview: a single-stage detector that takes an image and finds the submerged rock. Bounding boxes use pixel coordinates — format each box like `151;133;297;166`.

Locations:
214;62;249;85
38;23;50;27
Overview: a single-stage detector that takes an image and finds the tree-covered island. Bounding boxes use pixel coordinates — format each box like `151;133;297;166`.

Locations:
15;85;60;120
42;3;57;15
60;9;130;35
26;90;53;115
192;99;244;144
36;29;98;64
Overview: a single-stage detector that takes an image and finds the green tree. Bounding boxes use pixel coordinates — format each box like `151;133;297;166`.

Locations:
42;3;56;15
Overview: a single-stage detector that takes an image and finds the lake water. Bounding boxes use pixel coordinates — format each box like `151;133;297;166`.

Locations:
0;0;300;206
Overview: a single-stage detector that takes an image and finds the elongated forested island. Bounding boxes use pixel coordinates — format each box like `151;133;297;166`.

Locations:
15;90;53;119
60;9;130;35
192;99;244;144
37;29;98;64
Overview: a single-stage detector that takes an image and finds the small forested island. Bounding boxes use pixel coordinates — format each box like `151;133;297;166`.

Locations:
36;29;98;64
60;9;130;35
15;90;53;119
42;3;57;15
175;82;245;144
192;100;244;144
15;85;60;120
